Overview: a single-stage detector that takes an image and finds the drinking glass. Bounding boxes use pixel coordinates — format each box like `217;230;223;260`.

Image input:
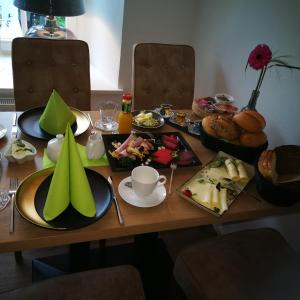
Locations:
95;101;118;131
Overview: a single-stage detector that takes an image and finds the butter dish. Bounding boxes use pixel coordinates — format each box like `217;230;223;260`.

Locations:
5;139;37;164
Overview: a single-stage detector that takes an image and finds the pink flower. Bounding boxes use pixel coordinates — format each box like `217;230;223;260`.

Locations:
248;44;272;70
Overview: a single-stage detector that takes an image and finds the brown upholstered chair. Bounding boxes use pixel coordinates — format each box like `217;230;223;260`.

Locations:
174;228;300;300
132;43;195;110
0;265;145;300
12;37;91;111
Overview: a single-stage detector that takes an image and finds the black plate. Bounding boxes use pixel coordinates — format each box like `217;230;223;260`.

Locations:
255;163;300;207
102;131;202;172
34;168;113;229
18;106;78;140
199;122;268;164
132;110;165;129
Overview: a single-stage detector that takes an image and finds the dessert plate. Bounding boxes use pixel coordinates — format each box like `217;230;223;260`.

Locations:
118;176;166;208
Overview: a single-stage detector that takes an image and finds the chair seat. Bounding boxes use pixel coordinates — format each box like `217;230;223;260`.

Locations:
174;228;300;300
0;265;145;300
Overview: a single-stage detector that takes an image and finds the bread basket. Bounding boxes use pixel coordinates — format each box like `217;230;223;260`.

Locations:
255;164;300;206
199;122;268;164
254;145;300;206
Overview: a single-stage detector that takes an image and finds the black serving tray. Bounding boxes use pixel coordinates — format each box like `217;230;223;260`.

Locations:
199;122;268;164
102;132;202;172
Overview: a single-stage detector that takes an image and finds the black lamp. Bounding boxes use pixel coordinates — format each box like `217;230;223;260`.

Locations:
13;0;86;39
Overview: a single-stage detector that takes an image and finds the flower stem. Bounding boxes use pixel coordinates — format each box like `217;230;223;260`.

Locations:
257;67;267;91
254;67;265;92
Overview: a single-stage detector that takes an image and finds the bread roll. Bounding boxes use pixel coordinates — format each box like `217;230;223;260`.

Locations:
233;110;266;132
202;115;219;138
202;115;240;141
258;150;274;180
240;131;267;147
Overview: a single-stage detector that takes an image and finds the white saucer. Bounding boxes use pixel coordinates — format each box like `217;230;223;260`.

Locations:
0;124;7;139
118;177;167;208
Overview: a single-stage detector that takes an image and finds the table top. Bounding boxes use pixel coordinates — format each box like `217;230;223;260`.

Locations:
0;111;298;253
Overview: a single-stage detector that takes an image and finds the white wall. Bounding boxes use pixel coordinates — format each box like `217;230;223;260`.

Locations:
192;0;300;252
71;0;125;90
119;0;198;93
119;0;300;146
193;0;300;147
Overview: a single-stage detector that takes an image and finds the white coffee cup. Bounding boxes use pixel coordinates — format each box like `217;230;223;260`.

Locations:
131;166;167;197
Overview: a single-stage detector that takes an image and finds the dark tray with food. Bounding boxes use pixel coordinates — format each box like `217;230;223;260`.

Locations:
255;146;300;206
200;111;268;164
102;132;202;171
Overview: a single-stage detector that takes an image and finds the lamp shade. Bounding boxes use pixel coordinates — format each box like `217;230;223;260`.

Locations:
13;0;86;17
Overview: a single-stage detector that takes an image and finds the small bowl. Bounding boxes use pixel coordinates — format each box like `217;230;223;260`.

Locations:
255;164;300;206
5;139;37;164
214;93;234;104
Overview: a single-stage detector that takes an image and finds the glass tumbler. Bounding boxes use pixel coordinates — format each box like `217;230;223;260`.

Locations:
95;101;118;131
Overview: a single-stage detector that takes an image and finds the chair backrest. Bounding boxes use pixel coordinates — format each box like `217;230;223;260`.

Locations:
132;43;195;110
12;37;91;111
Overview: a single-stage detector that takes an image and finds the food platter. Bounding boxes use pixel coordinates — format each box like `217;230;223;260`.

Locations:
17;106;90;140
132;110;165;129
102;131;201;172
15;167;113;230
177;151;254;216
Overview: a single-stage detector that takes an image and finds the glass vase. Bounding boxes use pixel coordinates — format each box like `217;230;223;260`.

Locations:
242;90;260;111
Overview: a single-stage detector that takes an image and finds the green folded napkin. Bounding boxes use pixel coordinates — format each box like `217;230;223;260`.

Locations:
43;124;96;221
39;89;76;135
43;144;109;169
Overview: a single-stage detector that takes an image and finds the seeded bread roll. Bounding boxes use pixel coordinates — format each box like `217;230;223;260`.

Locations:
202;115;219;138
233;110;266;132
202;115;240;141
240;131;267;147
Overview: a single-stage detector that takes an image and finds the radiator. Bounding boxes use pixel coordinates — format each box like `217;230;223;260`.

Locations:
0;98;15;111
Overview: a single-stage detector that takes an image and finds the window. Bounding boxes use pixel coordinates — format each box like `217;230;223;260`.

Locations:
0;0;22;51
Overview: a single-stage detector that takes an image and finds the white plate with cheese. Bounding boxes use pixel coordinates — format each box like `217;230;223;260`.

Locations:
177;151;254;216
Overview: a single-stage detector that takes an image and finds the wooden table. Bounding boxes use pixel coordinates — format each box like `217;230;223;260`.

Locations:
0;111;298;253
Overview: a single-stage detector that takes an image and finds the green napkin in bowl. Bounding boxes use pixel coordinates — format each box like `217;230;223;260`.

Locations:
39;89;76;135
43;124;96;221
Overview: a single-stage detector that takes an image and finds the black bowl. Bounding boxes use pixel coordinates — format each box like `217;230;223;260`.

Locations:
255;163;300;207
199;123;268;164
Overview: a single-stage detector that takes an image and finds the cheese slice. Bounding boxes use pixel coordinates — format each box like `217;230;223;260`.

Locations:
220;188;228;214
212;186;219;205
190;182;212;209
202;183;212;206
225;159;239;181
236;160;249;183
